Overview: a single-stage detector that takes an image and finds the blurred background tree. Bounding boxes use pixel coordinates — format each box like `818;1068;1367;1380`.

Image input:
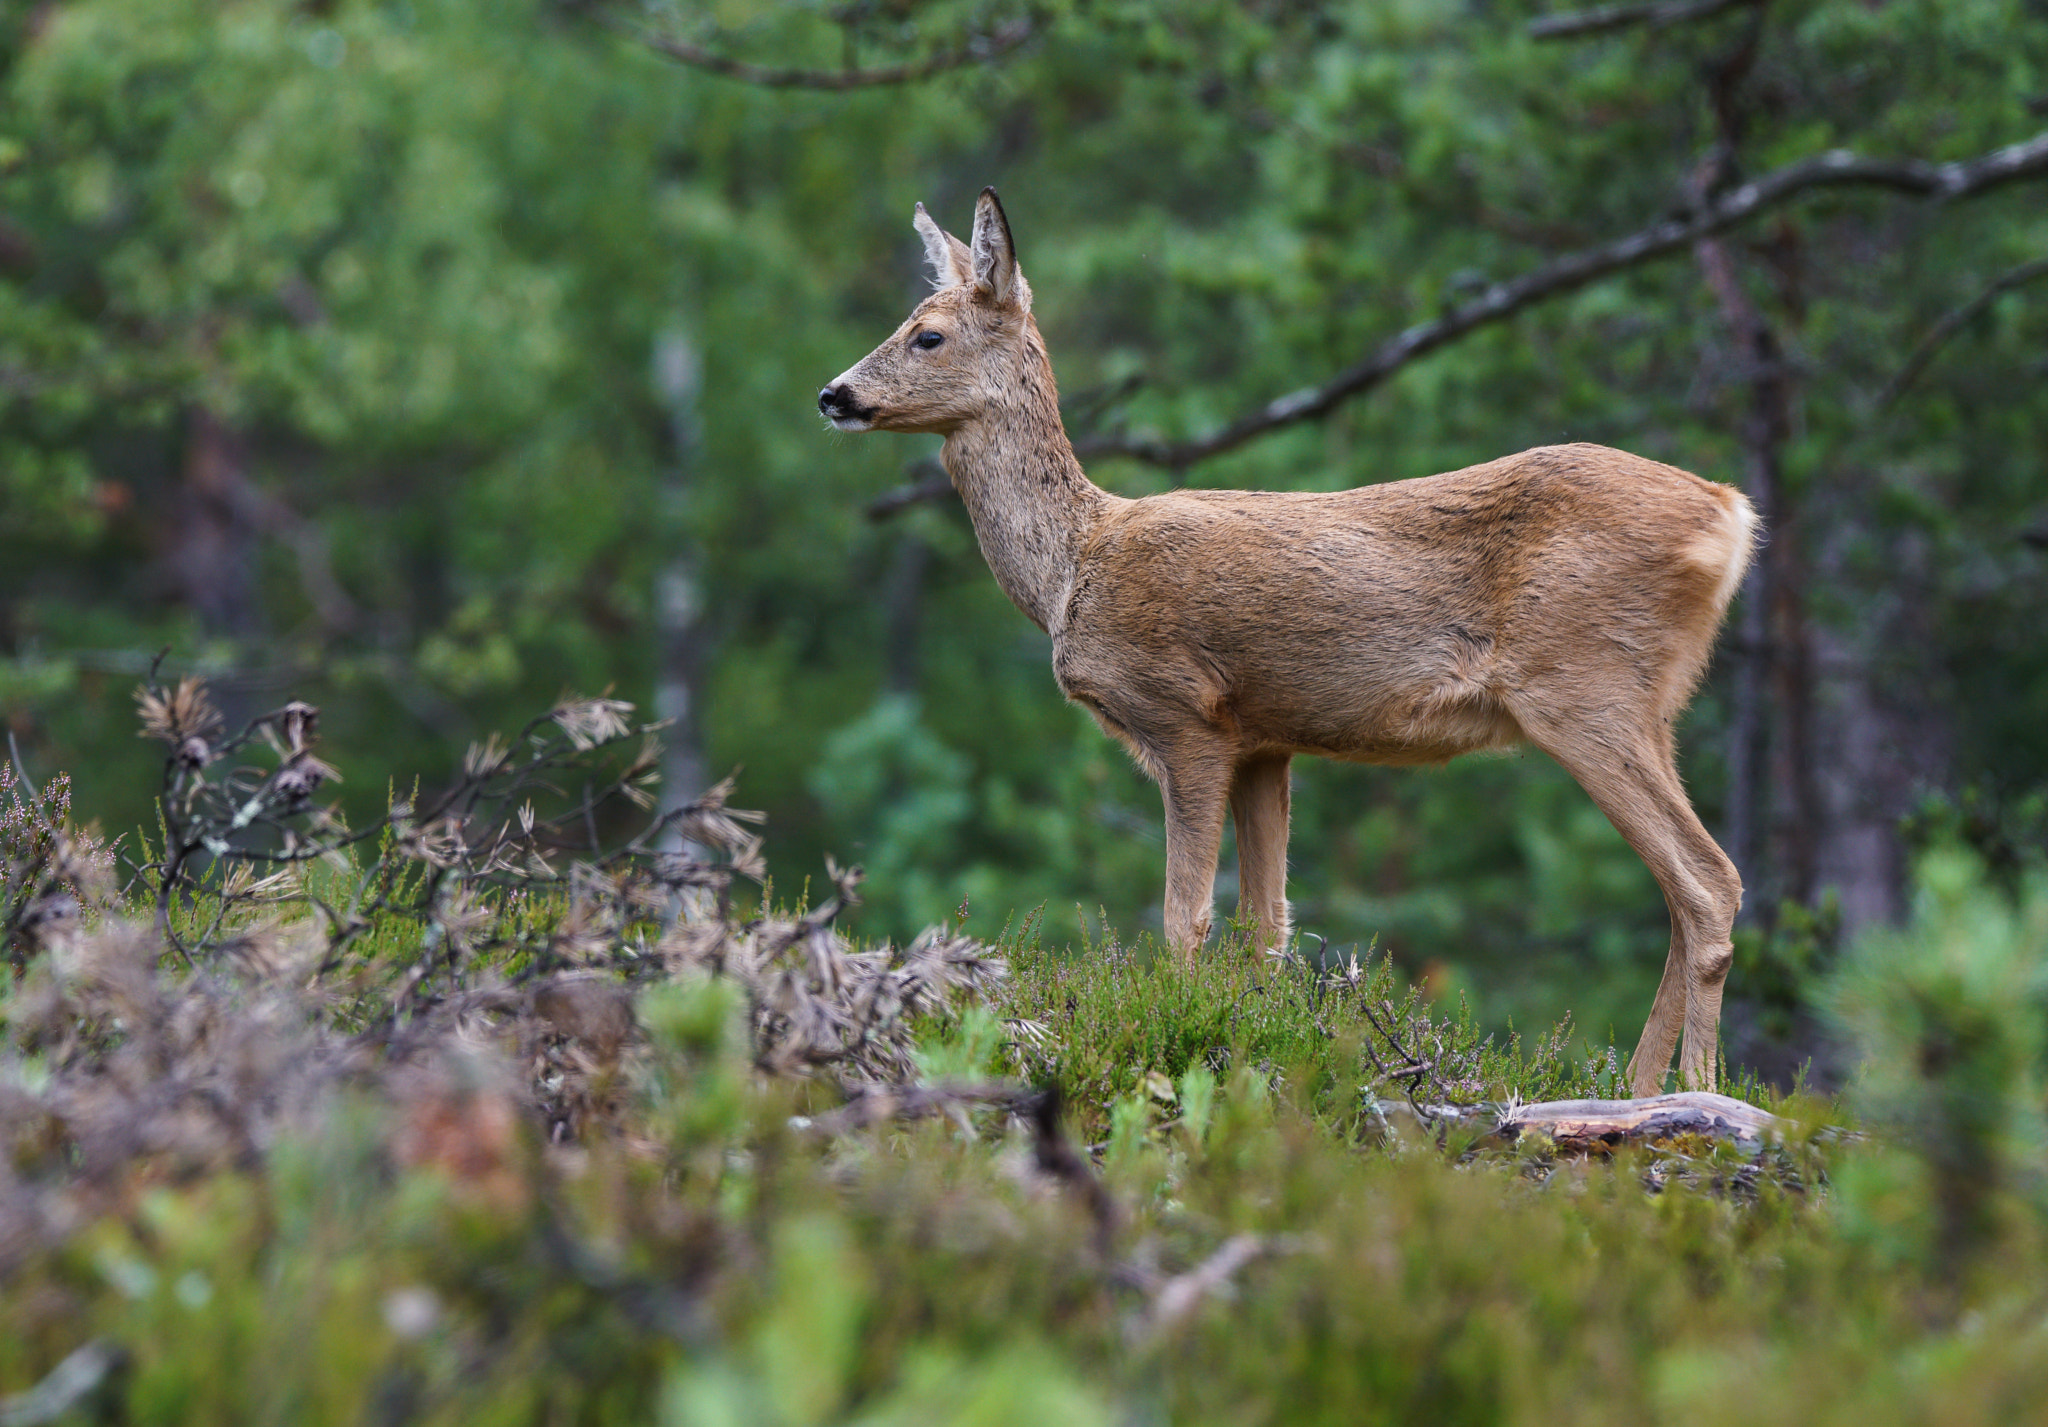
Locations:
4;0;2045;1079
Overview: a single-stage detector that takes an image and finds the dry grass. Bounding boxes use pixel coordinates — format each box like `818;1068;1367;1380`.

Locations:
0;677;1006;1280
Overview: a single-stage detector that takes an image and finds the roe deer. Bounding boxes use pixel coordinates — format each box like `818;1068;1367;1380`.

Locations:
819;189;1758;1094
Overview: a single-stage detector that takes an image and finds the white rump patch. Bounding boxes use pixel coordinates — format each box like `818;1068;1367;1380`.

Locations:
1684;488;1761;615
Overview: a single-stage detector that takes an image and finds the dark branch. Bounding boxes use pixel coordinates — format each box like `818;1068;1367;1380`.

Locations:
1025;1087;1121;1256
624;16;1035;90
865;459;956;520
1880;255;2048;408
1529;0;1760;41
1080;128;2048;469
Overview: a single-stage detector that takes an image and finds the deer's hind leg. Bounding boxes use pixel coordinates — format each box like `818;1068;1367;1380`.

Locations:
1230;752;1293;955
1506;697;1742;1096
1630;929;1691;1095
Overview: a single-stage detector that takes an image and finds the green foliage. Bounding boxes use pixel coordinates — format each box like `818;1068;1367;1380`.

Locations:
1903;785;2048;895
1732;893;1844;1043
1826;846;2048;1277
995;919;1604;1138
810;694;974;932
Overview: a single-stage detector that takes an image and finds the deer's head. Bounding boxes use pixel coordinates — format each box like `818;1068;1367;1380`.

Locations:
818;187;1035;435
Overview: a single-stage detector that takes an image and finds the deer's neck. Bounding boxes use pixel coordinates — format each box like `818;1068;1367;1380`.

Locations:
941;333;1110;635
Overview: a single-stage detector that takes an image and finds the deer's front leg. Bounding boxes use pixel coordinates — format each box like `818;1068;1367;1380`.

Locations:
1159;757;1231;960
1230;752;1293;955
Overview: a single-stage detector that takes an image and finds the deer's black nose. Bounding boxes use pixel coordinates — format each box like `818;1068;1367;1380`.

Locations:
819;383;877;425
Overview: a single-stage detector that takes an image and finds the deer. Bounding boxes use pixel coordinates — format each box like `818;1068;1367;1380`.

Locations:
818;189;1758;1095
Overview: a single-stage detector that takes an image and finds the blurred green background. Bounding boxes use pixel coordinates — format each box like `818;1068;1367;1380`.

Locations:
5;0;2046;1077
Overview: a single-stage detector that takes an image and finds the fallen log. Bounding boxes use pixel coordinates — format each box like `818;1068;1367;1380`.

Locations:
799;1080;1787;1157
1377;1091;1782;1154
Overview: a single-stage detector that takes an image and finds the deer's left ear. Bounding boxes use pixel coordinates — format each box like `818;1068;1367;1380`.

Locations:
914;202;973;290
970;187;1031;313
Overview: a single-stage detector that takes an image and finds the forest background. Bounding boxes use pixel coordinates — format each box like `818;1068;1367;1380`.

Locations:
5;0;2047;1085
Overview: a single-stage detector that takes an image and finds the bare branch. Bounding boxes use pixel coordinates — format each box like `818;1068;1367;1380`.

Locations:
1880;255;2048;408
865;459;956;520
1080;128;2048;470
622;15;1035;91
1529;0;1759;41
1134;1234;1300;1342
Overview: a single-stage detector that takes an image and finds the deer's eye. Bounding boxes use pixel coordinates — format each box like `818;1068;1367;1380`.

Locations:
913;330;946;351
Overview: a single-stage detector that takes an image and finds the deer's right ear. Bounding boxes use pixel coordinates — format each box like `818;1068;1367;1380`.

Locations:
969;187;1027;310
914;203;973;290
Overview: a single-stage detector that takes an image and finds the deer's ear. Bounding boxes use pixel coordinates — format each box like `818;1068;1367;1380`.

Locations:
970;187;1030;312
914;203;973;290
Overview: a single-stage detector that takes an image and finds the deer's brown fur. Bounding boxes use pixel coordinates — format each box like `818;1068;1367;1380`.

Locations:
820;190;1757;1093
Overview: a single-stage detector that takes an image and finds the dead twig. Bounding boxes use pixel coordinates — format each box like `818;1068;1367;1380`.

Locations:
1319;951;1480;1128
1880;255;2048;408
1132;1233;1304;1343
0;1340;127;1427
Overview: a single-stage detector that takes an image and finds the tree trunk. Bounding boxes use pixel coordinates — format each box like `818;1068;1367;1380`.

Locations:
1695;235;1820;918
881;533;930;696
171;407;261;636
651;331;708;843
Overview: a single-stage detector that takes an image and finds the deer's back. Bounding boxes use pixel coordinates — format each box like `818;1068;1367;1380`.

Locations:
1054;444;1751;766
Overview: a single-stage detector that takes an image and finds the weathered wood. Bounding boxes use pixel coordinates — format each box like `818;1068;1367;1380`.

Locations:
1378;1092;1782;1153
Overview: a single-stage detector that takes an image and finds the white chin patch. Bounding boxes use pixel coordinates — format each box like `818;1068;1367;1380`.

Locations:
829;414;873;432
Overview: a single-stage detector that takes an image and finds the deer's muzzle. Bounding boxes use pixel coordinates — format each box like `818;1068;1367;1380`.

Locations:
817;382;877;431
